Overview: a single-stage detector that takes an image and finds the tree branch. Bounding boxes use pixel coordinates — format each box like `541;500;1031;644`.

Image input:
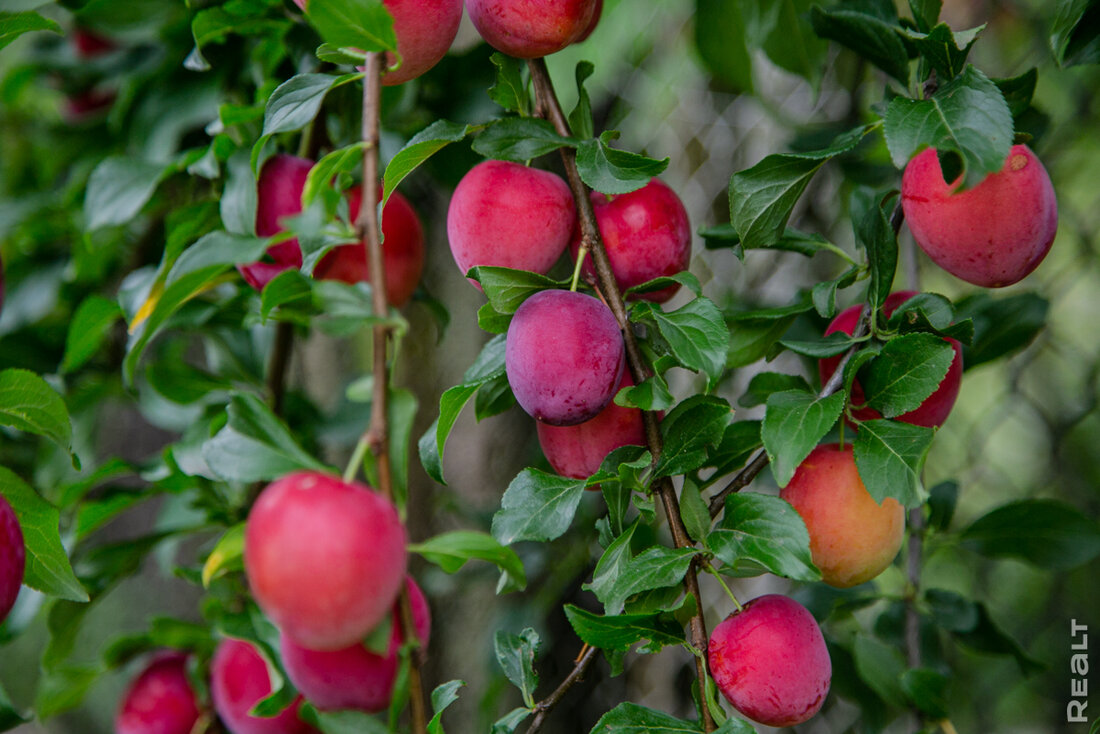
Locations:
356;51;428;734
524;645;601;733
527;57;714;732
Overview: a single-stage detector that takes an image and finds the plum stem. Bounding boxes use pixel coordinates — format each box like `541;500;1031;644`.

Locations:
355;51;429;734
528;56;715;733
703;562;742;612
569;246;587;292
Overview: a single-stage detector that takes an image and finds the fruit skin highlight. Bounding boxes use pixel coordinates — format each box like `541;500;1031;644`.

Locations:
244;471;407;651
0;493;23;624
115;652;202;734
210;638;316;734
314;186;425;307
280;578;430;712
708;594;832;728
901;144;1057;287
293;0;462;85
818;290;963;428
446;160;575;287
467;0;598;58
571;178;691;303
505;290;625;426
536;374;646;481
780;443;905;588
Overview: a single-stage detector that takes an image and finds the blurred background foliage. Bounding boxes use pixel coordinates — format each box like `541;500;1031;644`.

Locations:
0;0;1098;732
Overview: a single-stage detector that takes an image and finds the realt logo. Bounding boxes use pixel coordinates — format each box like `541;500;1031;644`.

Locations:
1069;619;1089;724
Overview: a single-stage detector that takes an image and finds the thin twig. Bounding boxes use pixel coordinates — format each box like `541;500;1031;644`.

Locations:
524;646;601;732
266;322;294;416
356;51;428;734
527;57;714;732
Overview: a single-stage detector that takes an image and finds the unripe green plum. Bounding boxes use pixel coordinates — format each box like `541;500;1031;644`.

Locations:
313;186;425;307
536;374;645;481
467;0;598;58
780;444;905;588
0;494;24;625
240;154;312;291
293;0;462;85
245;472;407;651
708;594;831;727
115;652;201;734
280;578;430;712
506;290;625;426
571;178;691;302
210;639;315;734
447;160;575;286
901;144;1057;287
819;291;963;427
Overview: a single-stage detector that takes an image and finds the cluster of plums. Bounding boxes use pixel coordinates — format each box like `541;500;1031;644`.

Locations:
114;471;418;734
79;0;1062;729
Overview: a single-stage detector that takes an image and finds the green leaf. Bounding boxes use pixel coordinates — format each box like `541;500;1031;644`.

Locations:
409;531;526;592
901;23;983;80
883;65;1013;188
694;0;753;93
84;157;167;231
725;314;798;368
853;635;908;708
0;467;87;602
590;702;701;732
302;143;366;209
220;149;258;236
564;604;685;653
569;61;596;139
993;68;1039;118
901;668;949;719
488;53;529;115
632;298;729;389
201;523;245;588
729;124;874;249
34;665;99;720
954;292;1047;370
0;677;29;729
468;267;567;314
491;469;587;545
418;335;506;484
305;0;396;52
908;0;942;31
492;708;533;734
853;419;934;507
202;393;328;483
738;372;811;408
427;680;464;734
951;600;1044;675
0;11;61;51
0;369;72;453
60;295;123;374
780;332;860;358
299;705;391;734
495;629;540;708
576;132;670;195
261;269;315;320
678;482;711;544
709;493;821;582
589;545;698;616
656;395;734;479
623;272;703;300
472;118;576;162
167;231;269;284
616;374;675;412
861;333;955;417
383;120;473;206
809;6;911;83
761;389;845;486
1051;0;1100;67
262;73;360;139
854;194;897;313
759;0;828;88
926;480;958;531
960;499;1100;570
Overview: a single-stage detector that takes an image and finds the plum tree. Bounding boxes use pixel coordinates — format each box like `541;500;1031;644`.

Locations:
115;652;201;734
571;178;691;302
780;444;905;588
819;291;963;427
536;374;645;481
210;639;315;734
466;0;598;58
240;154;312;291
313;186;425;307
280;578;430;712
0;494;23;625
244;472;407;651
708;594;831;727
505;289;625;426
447;160;575;285
901;144;1057;287
292;0;462;85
